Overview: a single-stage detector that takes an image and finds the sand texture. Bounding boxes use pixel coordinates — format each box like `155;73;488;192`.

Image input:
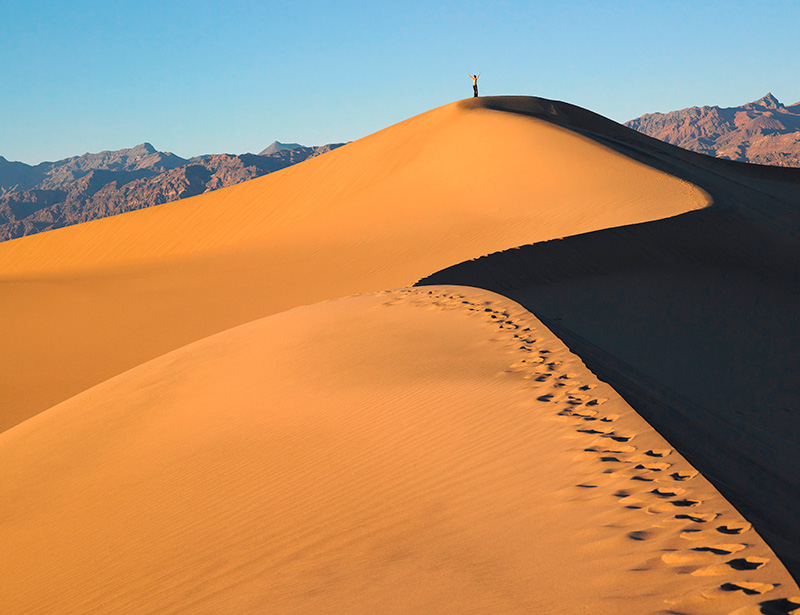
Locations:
417;97;800;577
1;287;797;614
1;96;799;612
0;97;710;427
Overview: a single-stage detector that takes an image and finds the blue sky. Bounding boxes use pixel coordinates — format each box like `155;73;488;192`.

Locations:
2;0;799;164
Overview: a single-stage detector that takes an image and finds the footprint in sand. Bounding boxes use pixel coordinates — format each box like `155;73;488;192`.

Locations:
693;556;770;576
703;581;776;598
644;496;703;515
751;598;800;614
651;487;685;497
587;443;636;454
507;358;545;371
694;544;748;555
572;450;629;463
717;521;752;535
589;436;634;450
578;417;611;428
577;426;616;436
662;544;747;565
662;551;715;565
670;498;703;508
559;407;597;417
601;455;631;464
635;461;670;471
675;512;718;523
680;528;707;541
627;530;652;541
605;430;636;443
646;502;680;514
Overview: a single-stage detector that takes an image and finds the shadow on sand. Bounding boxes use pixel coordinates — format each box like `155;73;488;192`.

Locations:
418;96;800;579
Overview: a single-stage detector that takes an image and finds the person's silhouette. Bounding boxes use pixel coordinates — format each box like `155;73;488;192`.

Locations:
468;72;480;97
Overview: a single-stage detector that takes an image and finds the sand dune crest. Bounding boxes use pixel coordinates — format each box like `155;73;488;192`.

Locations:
1;287;796;614
2;95;798;610
0;97;710;427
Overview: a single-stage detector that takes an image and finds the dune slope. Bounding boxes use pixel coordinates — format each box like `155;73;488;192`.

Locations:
1;287;796;615
418;97;800;577
4;94;799;607
0;97;710;428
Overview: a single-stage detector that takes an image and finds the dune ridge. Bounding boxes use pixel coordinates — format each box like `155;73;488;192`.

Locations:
417;98;800;577
3;95;800;610
0;96;709;428
1;287;796;614
0;98;710;277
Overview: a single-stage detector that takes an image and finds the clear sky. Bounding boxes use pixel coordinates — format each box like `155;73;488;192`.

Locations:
2;0;799;164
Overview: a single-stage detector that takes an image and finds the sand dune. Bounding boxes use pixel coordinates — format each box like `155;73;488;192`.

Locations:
418;98;800;578
0;97;709;427
2;96;799;611
1;287;796;614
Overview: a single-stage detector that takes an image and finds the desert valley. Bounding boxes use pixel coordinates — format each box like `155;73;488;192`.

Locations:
1;95;799;614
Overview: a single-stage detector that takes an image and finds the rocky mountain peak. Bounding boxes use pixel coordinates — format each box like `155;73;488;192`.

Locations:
259;141;303;156
626;93;800;167
752;93;782;109
130;143;157;155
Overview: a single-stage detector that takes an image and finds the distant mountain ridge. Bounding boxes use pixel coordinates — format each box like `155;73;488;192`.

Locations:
258;141;303;156
0;142;345;241
625;93;800;167
0;143;185;196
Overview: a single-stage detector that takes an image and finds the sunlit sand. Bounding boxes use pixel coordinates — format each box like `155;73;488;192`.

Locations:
1;97;797;613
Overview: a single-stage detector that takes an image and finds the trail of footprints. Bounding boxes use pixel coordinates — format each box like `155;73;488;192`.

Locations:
380;287;800;615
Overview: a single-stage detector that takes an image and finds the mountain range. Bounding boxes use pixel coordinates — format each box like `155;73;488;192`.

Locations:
0;141;343;241
5;92;800;244
626;93;800;166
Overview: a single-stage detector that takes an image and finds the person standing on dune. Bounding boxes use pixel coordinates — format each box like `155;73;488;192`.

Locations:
469;72;480;97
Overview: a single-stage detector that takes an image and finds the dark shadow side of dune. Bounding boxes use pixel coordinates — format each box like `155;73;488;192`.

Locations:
417;96;800;579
